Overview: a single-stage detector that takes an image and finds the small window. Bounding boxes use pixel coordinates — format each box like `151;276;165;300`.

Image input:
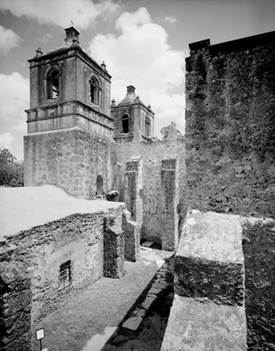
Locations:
121;114;129;133
59;260;71;289
90;76;101;105
145;116;151;136
46;68;60;99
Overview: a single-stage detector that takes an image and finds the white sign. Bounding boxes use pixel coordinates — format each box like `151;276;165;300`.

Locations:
36;328;45;340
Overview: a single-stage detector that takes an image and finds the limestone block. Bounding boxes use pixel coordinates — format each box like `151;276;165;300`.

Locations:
174;211;245;306
122;316;143;331
161;295;247;351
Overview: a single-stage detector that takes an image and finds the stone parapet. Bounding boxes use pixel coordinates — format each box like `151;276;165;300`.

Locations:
162;295;247;351
174;211;244;306
162;211;246;351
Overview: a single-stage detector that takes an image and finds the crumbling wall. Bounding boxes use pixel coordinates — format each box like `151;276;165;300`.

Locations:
242;217;275;350
0;206;126;328
0;263;31;351
111;137;185;249
24;128;111;199
185;31;275;218
1;213;104;325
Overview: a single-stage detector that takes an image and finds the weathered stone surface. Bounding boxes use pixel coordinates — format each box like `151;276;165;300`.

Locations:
122;316;143;331
122;209;140;262
103;215;125;279
148;288;161;295
161;295;247;351
1;198;127;328
24;129;112;200
241;217;275;350
141;296;155;310
124;158;142;223
110;137;186;249
175;211;244;306
160;159;179;251
0;263;32;351
185;31;275;218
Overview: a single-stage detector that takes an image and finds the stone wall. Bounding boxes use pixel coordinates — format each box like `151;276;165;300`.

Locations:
185;31;275;218
0;207;125;326
162;211;247;351
111;137;185;249
0;263;31;351
242;217;275;350
24;128;111;199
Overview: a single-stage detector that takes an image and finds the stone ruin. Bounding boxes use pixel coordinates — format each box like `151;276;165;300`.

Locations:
0;27;275;351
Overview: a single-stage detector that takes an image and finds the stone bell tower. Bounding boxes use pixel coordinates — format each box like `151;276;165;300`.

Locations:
24;27;114;199
111;85;155;143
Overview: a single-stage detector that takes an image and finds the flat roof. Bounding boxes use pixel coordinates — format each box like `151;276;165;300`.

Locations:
0;185;124;239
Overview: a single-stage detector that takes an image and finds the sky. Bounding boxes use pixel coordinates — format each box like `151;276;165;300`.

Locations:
0;0;274;160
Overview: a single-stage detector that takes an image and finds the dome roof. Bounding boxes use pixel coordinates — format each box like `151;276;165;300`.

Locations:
118;85;145;105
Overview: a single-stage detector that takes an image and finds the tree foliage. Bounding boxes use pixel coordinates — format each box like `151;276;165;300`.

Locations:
0;149;24;187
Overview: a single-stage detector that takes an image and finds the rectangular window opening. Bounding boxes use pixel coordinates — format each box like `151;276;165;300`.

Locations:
59;260;71;290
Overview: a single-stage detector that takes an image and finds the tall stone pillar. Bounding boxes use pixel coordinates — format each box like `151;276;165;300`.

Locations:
160;159;178;251
125;157;142;225
103;214;124;278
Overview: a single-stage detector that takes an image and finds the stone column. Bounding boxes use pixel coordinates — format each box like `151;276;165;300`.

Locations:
103;214;124;278
125;157;142;224
122;209;140;262
160;159;178;251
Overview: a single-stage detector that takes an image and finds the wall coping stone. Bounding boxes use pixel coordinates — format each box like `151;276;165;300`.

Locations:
161;295;247;351
179;210;243;264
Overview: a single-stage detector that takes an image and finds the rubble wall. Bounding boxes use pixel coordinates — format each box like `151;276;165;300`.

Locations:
24;128;111;199
0;263;31;351
242;217;275;350
185;31;275;218
0;207;125;327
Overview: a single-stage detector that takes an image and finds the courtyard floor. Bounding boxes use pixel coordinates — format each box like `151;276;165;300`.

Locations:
33;247;175;351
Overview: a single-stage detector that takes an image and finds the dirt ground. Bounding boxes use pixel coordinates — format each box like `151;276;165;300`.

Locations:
33;248;174;351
